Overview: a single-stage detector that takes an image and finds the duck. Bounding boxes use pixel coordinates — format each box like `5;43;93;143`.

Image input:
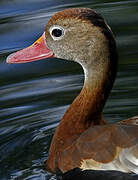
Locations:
6;8;138;177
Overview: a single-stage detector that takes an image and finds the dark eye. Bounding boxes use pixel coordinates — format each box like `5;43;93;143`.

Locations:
50;26;65;40
52;28;63;37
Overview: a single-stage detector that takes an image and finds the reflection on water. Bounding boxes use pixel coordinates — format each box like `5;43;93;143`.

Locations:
0;0;138;179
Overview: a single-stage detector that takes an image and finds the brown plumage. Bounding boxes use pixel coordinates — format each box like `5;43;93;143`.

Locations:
6;8;138;175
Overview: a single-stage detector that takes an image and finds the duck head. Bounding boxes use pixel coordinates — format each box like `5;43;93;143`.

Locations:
6;8;117;79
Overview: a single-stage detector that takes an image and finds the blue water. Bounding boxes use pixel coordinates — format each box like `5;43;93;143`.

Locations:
0;0;138;179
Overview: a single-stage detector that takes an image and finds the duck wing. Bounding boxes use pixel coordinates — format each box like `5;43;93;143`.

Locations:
58;124;138;173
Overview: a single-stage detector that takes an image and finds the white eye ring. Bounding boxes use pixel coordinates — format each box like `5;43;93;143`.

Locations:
49;25;65;41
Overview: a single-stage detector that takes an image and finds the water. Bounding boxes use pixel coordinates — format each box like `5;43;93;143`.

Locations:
0;0;138;179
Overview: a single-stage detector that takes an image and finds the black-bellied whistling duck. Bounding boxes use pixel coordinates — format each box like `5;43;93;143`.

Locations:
6;8;138;176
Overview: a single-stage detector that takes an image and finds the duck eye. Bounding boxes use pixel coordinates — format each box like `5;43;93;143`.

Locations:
52;29;62;37
50;26;64;40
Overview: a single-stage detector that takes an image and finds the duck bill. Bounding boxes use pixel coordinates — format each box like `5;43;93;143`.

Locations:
6;32;54;64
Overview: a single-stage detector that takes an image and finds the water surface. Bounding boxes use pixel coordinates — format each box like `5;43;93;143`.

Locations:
0;0;138;179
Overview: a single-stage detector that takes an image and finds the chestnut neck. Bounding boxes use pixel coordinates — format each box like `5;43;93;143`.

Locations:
61;58;111;131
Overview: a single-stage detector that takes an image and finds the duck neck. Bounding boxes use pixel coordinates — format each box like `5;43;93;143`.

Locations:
54;54;117;141
47;43;117;172
61;59;111;132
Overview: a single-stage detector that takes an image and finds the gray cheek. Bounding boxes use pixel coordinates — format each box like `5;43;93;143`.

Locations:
55;49;75;61
46;37;78;61
51;43;75;61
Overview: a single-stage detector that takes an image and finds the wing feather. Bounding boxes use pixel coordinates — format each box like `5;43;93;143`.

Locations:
59;124;138;173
